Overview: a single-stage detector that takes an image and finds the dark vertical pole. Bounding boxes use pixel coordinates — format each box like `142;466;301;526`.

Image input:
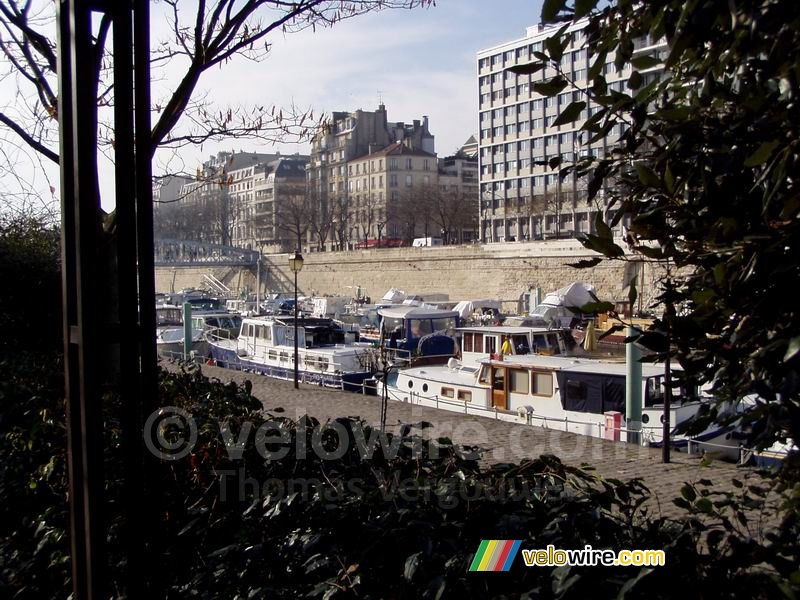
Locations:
133;1;159;593
663;344;671;463
112;1;148;596
58;1;105;597
294;268;299;388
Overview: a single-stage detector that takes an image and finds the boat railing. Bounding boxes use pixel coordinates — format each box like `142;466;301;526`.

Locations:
369;383;755;461
204;327;237;343
383;347;458;367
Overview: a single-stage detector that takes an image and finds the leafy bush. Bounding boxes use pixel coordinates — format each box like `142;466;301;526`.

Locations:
2;360;798;598
0;216;62;354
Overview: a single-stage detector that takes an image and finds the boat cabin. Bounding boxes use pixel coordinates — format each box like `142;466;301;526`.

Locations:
378;305;459;356
191;312;242;338
458;325;568;364
156;306;183;329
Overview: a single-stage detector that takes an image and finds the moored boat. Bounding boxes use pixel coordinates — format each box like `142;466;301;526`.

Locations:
381;353;737;455
206;316;377;391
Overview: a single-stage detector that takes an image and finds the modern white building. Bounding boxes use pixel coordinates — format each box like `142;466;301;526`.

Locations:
476;21;666;242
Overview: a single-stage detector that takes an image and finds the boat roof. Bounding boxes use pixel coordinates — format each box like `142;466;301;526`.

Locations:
457;325;557;335
400;364;481;386
481;354;673;377
378;305;459;319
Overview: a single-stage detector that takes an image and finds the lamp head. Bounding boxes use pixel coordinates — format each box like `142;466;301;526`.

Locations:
288;250;304;273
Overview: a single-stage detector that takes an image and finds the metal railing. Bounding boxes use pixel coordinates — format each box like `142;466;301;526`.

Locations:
154;238;259;266
362;380;758;463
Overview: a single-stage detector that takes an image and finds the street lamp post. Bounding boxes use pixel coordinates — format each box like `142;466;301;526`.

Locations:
288;250;304;389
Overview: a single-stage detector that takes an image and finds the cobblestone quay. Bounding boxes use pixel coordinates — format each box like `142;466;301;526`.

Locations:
165;361;779;526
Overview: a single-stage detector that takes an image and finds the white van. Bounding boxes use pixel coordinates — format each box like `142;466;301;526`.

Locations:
412;237;443;247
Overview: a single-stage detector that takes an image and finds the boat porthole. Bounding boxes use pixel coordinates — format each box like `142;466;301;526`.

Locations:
641;414;649;424
408;380;414;389
660;414;667;424
422;383;429;392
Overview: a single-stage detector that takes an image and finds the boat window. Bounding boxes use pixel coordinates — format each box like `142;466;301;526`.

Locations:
441;387;455;398
478;366;490;385
268;350;277;360
382;317;405;341
546;333;562;354
206;317;219;327
305;355;316;367
157;308;183;326
259;326;271;341
472;333;484;353
318;357;329;371
510;368;529;394
409;319;433;338
532;372;553;396
458;390;472;402
248;324;255;338
432;317;456;331
463;332;474;352
279;352;288;362
512;335;530;355
492;368;505;391
484;336;497;354
645;377;664;406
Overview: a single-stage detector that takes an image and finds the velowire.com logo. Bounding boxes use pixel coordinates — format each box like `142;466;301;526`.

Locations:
469;541;666;571
468;540;522;572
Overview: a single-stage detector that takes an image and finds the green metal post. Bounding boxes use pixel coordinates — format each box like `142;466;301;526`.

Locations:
625;326;642;444
183;302;192;360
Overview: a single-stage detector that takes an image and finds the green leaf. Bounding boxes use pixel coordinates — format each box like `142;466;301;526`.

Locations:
545;32;566;62
680;484;696;502
404;552;422;582
695;498;714;514
634;163;660;187
580;301;615;314
567;257;603;269
627;71;643;89
579;233;626;258
784;336;800;361
541;0;567;21
594;210;613;240
744;140;780;167
508;61;546;76
631;55;662;70
574;0;597;18
553;101;586;126
533;76;569;97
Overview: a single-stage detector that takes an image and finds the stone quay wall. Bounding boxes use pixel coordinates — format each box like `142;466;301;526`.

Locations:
154;239;664;312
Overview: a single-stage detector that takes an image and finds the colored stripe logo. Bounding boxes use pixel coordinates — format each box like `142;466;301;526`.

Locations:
469;540;522;572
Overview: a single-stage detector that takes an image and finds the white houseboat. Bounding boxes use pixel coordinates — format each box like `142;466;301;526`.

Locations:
382;353;740;456
206;316;377;391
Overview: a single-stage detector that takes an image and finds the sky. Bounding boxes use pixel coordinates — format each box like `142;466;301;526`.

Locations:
1;0;544;212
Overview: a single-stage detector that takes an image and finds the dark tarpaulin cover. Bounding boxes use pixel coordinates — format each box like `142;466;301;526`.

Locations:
557;372;626;415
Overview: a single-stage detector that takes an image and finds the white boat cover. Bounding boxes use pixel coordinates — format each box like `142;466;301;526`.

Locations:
378;305;459;320
542;282;597;308
381;287;406;303
452;299;503;320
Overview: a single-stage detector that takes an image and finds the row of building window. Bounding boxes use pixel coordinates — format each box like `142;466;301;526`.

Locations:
478;31;587;71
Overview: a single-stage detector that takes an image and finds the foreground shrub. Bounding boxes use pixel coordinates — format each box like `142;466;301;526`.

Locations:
1;361;798;599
